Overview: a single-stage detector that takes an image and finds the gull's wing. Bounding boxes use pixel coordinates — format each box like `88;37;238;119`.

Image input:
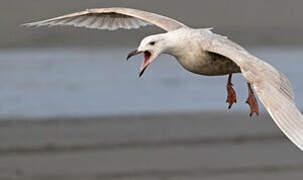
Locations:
22;7;187;32
200;29;303;151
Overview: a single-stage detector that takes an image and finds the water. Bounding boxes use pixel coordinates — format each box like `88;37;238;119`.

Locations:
0;47;303;120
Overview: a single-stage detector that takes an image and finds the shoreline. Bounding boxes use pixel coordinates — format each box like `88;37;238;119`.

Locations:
1;111;303;179
0;110;267;124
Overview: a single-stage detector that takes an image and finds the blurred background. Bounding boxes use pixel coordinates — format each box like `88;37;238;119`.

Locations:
1;0;303;179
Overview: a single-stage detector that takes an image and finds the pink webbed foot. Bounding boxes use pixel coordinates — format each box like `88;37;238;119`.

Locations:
246;83;259;116
226;74;237;109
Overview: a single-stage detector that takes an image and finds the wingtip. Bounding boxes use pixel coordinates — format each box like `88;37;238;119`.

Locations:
20;23;29;27
21;22;38;27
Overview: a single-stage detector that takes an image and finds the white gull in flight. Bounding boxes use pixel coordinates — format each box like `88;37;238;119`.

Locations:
23;7;303;151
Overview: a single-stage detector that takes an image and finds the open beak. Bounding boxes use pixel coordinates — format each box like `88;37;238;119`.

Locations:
127;49;141;60
127;49;153;77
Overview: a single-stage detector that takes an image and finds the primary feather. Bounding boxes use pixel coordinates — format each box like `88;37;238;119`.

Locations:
22;7;187;31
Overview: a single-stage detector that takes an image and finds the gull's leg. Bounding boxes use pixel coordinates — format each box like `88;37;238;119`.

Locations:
246;83;259;116
226;74;237;109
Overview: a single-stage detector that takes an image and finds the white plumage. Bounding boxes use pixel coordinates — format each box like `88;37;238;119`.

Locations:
23;7;303;151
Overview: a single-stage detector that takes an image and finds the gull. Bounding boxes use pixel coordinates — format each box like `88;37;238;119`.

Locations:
23;7;303;150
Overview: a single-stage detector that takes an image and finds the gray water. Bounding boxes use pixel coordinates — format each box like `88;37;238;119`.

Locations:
0;47;302;120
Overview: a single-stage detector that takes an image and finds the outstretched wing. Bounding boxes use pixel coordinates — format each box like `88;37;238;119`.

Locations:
22;7;187;32
200;29;303;151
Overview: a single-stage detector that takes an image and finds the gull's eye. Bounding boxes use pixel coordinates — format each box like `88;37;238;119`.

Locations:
149;41;156;46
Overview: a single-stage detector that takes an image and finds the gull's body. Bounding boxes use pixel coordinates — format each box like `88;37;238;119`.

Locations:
24;7;303;151
158;28;241;75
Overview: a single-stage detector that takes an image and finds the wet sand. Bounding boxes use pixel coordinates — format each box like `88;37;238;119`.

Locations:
2;1;303;179
1;112;303;180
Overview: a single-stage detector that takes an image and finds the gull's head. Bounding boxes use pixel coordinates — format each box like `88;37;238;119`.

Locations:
127;34;167;77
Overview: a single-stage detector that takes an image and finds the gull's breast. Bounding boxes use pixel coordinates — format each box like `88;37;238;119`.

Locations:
176;51;241;76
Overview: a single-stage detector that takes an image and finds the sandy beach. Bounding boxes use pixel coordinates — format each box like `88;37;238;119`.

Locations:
1;112;303;180
2;1;303;179
1;48;303;179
